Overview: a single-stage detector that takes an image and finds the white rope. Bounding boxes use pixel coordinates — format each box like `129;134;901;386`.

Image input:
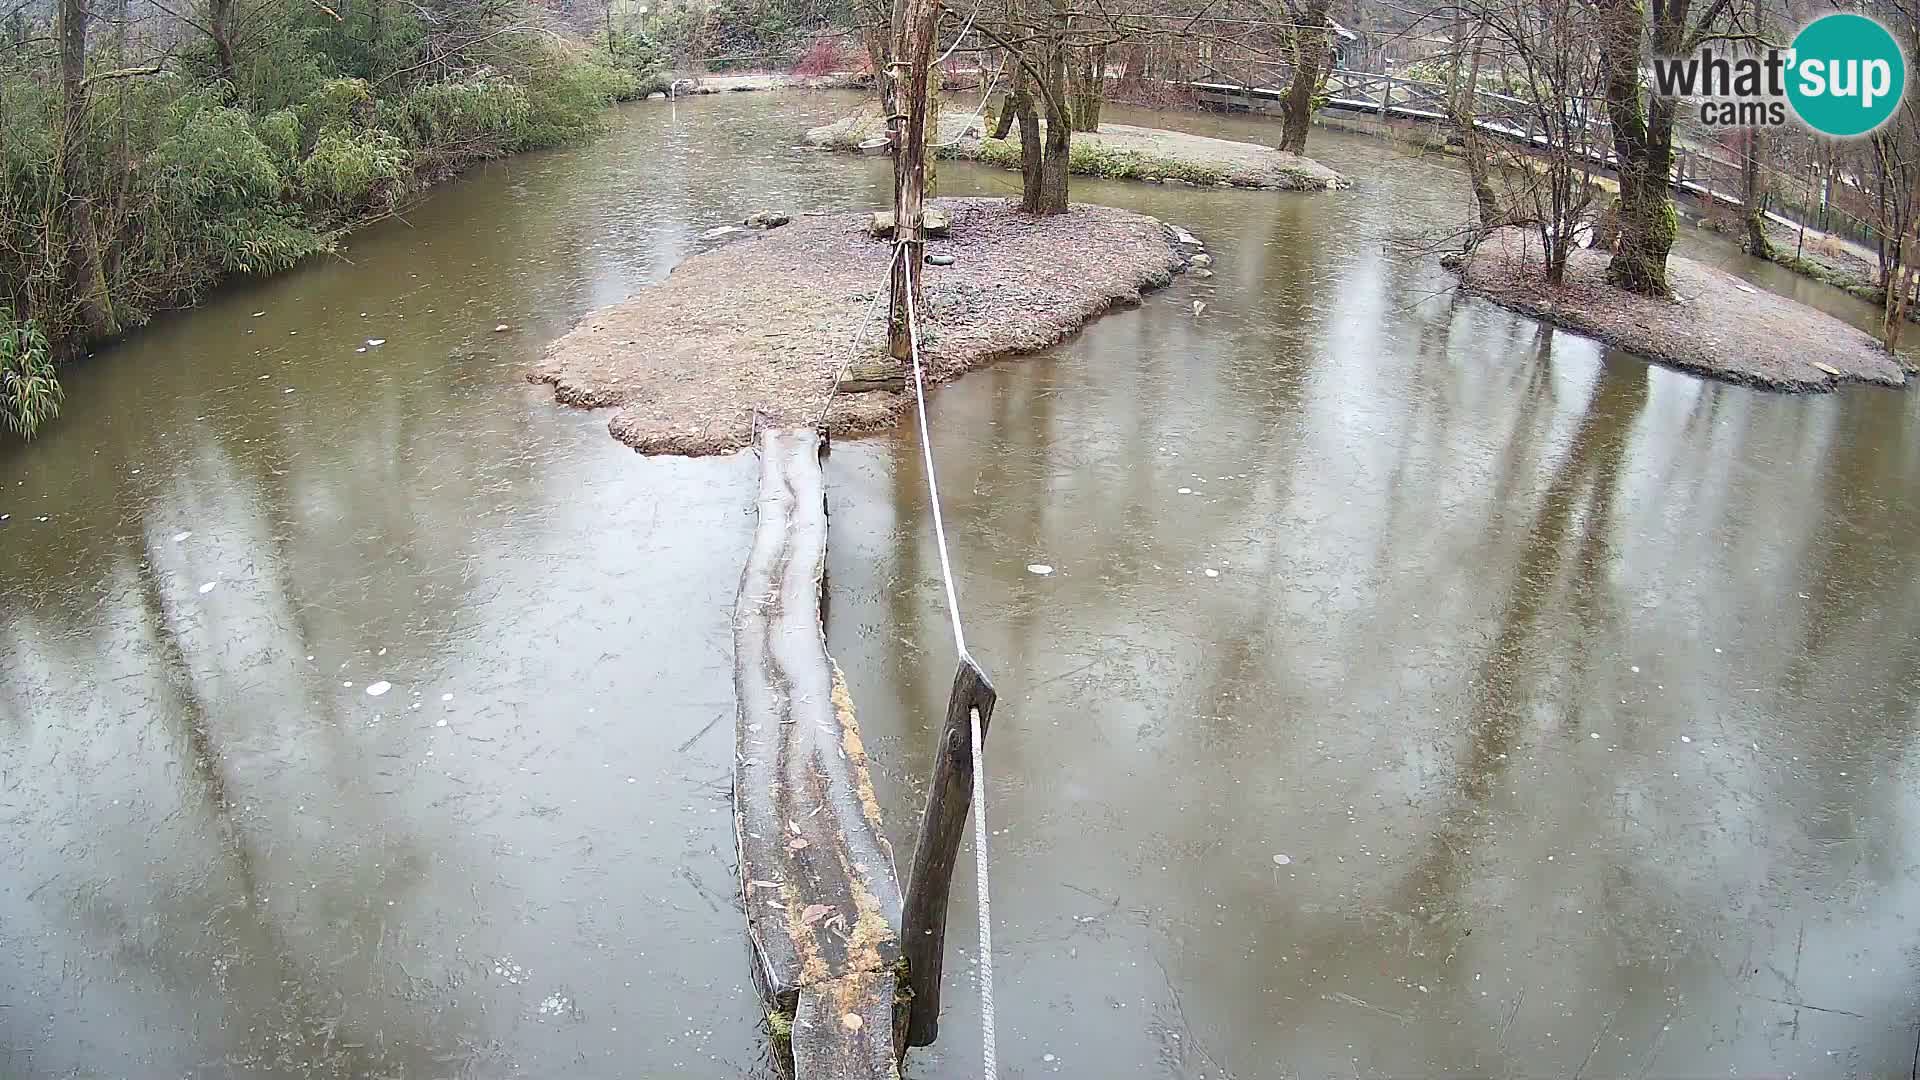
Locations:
901;252;967;658
901;246;996;1078
817;244;906;429
968;702;997;1078
931;62;1006;150
934;0;987;67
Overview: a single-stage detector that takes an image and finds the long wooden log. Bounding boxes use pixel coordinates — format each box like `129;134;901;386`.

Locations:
900;655;997;1047
734;427;904;1078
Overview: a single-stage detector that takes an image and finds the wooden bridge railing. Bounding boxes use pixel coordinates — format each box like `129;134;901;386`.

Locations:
1187;63;1786;220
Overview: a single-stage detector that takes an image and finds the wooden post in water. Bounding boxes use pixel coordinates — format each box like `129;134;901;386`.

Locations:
901;655;997;1047
887;0;939;361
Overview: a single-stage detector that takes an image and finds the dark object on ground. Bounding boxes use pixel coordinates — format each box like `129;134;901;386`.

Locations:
747;211;791;229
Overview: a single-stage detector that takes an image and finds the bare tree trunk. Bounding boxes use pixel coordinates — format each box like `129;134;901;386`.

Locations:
1013;68;1043;209
1039;97;1070;211
1279;0;1331;154
1742;127;1774;259
990;66;1018;139
111;0;128;167
1596;0;1676;296
1886;237;1913;350
1033;26;1071;214
370;0;387;75
1447;26;1501;229
864;25;891;109
1797;144;1819;259
886;0;938;360
209;0;238;85
1118;42;1144;90
1883;167;1920;348
1068;44;1103;132
52;0;117;342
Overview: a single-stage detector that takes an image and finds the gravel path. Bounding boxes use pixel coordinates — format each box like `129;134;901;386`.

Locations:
532;198;1185;455
1454;228;1909;392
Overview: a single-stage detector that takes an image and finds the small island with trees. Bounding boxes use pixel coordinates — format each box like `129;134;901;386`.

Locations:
3;0;1915;438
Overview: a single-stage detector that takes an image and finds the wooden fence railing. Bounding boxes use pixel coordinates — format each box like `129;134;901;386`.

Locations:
1185;63;1848;239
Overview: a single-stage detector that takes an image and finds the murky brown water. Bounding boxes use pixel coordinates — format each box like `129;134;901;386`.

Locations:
5;92;1919;1078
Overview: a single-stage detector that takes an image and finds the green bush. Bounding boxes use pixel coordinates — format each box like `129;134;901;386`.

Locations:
604;30;672;97
298;127;410;214
382;80;531;157
238;24;334;113
514;51;625;150
141;97;327;278
0;0;640;440
0;309;58;439
150;100;289;216
300;77;377;137
255;108;304;173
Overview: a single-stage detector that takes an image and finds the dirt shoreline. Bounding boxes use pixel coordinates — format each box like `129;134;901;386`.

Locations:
532;198;1188;455
1451;228;1909;392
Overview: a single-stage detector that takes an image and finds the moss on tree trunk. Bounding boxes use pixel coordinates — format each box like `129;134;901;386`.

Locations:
1742;128;1774;259
1069;44;1104;132
1596;0;1678;297
1280;0;1331;155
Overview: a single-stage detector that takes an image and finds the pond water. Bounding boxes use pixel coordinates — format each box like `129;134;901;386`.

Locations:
4;91;1918;1078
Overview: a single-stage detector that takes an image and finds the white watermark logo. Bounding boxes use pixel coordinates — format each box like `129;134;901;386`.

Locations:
1651;13;1906;137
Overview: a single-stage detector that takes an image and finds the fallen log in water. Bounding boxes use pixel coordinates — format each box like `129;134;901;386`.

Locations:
734;427;905;1078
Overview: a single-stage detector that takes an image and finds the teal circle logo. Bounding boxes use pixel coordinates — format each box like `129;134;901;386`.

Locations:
1788;13;1906;137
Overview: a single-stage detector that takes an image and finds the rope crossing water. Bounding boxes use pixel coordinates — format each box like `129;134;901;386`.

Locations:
816;244;904;430
900;244;999;1079
815;237;999;1075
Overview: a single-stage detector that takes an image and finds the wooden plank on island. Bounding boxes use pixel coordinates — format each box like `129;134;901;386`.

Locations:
734;426;904;1079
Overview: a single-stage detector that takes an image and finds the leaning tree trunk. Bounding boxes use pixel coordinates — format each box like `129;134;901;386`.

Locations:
1596;0;1676;296
1447;26;1502;230
1013;66;1044;211
990;66;1020;139
1741;127;1773;259
1279;0;1331;154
